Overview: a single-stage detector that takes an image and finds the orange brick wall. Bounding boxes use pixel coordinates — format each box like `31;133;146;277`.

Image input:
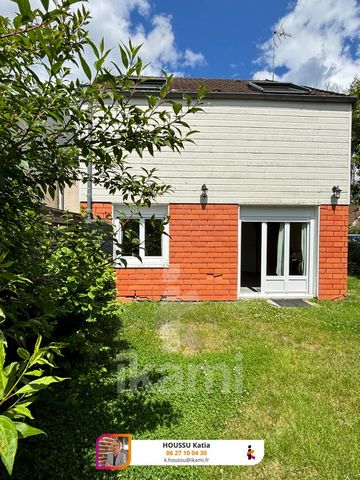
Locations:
116;204;238;301
84;201;349;301
80;202;113;219
318;205;349;300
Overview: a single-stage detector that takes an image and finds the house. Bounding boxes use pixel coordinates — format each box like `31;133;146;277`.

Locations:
81;78;356;301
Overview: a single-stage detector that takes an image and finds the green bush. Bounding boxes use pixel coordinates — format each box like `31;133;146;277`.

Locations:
0;337;67;475
43;217;117;370
0;213;122;478
348;240;360;277
349;225;360;234
1;213;116;367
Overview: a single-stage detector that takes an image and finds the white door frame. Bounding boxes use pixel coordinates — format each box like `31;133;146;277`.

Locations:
238;207;317;298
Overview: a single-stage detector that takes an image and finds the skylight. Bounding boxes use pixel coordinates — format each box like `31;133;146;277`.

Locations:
133;77;167;91
248;81;310;95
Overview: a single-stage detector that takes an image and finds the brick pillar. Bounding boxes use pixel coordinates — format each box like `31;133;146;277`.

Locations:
318;205;348;300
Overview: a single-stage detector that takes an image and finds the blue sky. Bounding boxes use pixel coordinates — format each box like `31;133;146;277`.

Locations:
144;0;292;80
1;0;360;90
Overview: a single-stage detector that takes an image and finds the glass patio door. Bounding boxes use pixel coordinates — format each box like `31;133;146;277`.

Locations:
262;221;309;295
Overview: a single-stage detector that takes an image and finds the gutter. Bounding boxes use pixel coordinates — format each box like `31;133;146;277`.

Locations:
127;90;357;104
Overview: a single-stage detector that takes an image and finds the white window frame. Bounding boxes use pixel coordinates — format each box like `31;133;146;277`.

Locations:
113;205;169;268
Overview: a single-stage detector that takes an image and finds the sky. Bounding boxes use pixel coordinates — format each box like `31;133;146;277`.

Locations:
1;0;360;91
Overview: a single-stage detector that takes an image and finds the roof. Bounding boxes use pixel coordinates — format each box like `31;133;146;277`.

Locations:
136;77;356;103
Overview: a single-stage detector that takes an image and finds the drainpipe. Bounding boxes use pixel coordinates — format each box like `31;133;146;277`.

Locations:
86;102;93;222
86;161;92;221
59;190;65;210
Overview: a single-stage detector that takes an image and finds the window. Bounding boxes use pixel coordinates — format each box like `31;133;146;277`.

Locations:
131;77;167;92
121;219;140;256
266;222;285;276
248;81;310;95
289;223;307;276
114;205;169;268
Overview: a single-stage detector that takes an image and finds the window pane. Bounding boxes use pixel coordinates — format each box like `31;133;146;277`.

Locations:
289;223;307;276
121;219;140;256
267;222;285;276
145;218;163;256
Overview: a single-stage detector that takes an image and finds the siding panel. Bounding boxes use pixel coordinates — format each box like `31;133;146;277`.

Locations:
81;98;351;205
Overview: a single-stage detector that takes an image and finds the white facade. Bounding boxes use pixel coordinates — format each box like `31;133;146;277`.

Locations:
80;97;352;206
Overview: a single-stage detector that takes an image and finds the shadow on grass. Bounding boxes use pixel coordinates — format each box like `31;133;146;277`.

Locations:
3;307;180;480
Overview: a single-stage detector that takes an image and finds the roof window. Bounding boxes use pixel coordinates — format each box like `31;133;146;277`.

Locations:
248;81;310;94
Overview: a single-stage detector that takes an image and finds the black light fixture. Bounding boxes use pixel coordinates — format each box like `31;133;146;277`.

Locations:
201;184;208;201
332;185;342;199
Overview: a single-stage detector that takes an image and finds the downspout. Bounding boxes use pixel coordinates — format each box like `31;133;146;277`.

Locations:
86;161;92;221
86;102;93;221
59;190;65;210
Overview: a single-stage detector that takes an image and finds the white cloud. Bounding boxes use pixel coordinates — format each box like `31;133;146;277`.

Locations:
254;0;360;91
183;49;207;68
0;0;205;77
79;0;205;76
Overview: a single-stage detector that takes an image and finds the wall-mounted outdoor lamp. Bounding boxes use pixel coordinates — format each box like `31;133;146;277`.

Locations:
200;184;208;208
201;184;208;200
332;185;342;199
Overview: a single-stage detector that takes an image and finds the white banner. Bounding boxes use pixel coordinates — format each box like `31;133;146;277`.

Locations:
131;440;264;466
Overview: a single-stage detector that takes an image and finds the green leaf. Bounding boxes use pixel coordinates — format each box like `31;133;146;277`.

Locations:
119;45;129;69
172;102;182;115
0;342;7;397
25;369;43;377
13;14;23;28
3;362;19;396
64;0;83;5
34;336;42;353
100;37;105;53
6;405;34;420
87;38;99;59
16;376;68;396
148;96;157;108
17;347;30;360
13;0;32;17
79;54;92;81
0;415;18;475
40;0;49;10
0;341;5;371
14;422;44;439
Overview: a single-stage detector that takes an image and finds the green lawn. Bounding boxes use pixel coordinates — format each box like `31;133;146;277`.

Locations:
116;277;360;480
11;278;360;480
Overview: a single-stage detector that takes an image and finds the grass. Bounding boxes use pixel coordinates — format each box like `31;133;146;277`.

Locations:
10;278;360;480
115;277;360;480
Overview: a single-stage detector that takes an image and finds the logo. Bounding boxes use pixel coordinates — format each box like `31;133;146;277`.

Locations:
247;445;255;460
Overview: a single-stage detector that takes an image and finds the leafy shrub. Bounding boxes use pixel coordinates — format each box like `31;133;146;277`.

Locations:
348;240;360;277
0;337;66;475
43;216;116;369
1;212;116;367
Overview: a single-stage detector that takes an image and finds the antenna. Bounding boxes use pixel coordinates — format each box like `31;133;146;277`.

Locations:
272;24;292;81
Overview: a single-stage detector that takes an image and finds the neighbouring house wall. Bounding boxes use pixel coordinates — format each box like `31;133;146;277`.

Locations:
44;183;80;212
114;204;238;301
44;190;60;209
63;183;80;212
318;205;349;300
81;99;352;206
